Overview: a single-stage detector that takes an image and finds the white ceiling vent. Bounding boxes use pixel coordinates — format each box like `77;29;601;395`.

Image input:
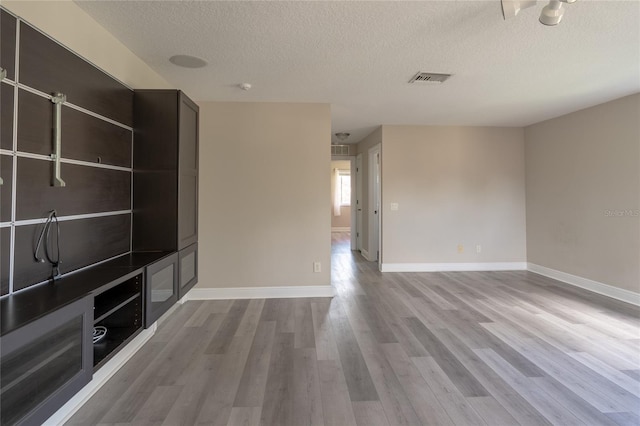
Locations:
331;145;350;156
408;72;451;84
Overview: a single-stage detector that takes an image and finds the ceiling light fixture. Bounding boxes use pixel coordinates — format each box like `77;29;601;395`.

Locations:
501;0;578;26
239;83;252;91
169;54;207;68
335;132;350;142
540;0;578;26
539;0;565;25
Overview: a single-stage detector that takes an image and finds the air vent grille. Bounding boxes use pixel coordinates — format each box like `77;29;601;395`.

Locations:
409;72;451;84
331;145;350;156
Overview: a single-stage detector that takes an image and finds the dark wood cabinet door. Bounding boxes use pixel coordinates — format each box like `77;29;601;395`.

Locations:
177;93;198;250
145;252;178;327
133;90;198;252
0;295;93;426
178;171;197;249
178;243;197;299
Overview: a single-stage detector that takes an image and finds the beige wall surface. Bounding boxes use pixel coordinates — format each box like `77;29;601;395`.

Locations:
332;206;351;228
525;94;640;293
198;102;332;288
382;126;527;265
3;0;171;89
356;127;382;257
331;160;351;228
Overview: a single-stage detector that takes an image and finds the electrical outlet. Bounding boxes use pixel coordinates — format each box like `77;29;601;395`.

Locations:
313;262;321;273
390;203;399;211
457;244;464;254
476;245;482;253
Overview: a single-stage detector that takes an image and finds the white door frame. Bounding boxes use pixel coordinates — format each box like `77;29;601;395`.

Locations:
368;145;381;267
355;154;363;252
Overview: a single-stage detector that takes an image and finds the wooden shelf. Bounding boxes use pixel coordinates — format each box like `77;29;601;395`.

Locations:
94;292;140;324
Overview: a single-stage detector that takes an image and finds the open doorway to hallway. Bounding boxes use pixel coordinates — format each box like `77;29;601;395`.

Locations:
331;159;352;233
331;155;357;281
330;156;356;249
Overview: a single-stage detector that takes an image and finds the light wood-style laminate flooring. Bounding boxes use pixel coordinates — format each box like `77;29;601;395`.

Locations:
67;232;640;425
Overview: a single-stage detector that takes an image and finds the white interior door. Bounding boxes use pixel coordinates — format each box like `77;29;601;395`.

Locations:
356;154;363;251
369;145;381;263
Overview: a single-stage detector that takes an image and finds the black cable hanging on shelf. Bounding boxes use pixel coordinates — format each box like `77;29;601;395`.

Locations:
34;210;62;281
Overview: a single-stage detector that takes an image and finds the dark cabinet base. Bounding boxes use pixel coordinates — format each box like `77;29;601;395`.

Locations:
145;253;179;328
178;243;198;299
0;296;93;426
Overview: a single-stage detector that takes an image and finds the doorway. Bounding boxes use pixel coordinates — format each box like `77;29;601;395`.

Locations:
368;145;381;267
331;157;356;250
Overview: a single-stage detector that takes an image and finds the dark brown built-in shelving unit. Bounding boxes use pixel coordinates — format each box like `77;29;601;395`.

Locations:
0;7;199;425
133;90;199;326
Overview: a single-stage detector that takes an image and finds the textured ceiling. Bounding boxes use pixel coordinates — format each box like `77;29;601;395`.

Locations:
75;0;640;144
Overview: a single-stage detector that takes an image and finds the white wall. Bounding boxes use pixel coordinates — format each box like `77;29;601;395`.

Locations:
2;0;171;89
381;126;527;269
198;102;332;289
525;93;640;293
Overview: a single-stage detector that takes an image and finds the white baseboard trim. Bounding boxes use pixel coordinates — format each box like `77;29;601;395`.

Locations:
527;263;640;306
44;323;158;426
380;262;527;272
187;285;335;300
331;227;350;232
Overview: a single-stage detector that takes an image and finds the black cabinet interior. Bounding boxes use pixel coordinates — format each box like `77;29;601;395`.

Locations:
93;274;143;370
